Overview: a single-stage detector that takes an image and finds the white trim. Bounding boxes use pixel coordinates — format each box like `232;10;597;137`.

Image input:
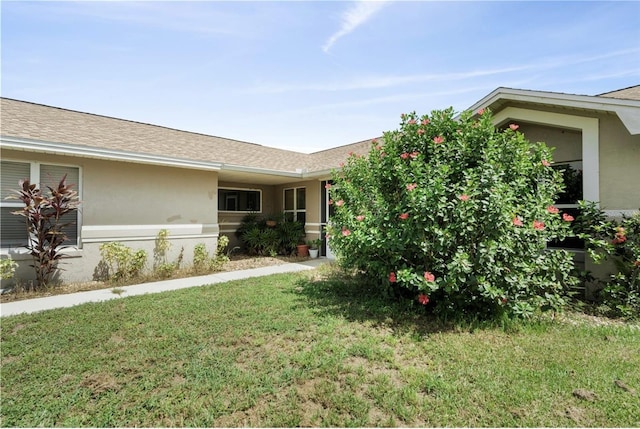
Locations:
81;224;219;242
468;87;640;135
1;136;223;171
492;107;599;205
82;234;219;244
283;186;306;221
2;247;83;260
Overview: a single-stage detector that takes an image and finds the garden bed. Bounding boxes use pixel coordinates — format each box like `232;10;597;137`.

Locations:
0;254;307;303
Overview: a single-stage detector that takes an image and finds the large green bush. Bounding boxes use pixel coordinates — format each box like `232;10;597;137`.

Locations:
327;108;577;319
578;201;640;319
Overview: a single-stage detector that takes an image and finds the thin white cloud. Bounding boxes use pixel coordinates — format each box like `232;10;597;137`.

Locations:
246;65;532;94
322;1;390;53
247;47;640;94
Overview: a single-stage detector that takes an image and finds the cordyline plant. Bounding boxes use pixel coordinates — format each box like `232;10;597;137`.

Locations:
10;175;80;289
327;108;578;320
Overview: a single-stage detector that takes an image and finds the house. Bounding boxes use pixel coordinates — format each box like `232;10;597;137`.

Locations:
1;85;639;285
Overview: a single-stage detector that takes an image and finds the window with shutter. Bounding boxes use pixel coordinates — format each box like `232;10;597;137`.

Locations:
0;160;81;249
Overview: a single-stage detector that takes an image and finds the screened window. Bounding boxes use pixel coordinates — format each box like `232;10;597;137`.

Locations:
1;160;80;249
218;188;261;212
284;187;306;224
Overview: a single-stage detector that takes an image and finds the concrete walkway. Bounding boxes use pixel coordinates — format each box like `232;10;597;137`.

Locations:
0;259;327;318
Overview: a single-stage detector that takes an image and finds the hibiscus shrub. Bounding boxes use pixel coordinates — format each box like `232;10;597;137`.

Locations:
327;108;578;320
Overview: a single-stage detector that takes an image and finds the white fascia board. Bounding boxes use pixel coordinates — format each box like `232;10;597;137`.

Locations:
614;106;640;135
303;169;334;180
1;136;223;171
220;163;303;179
466;87;640;135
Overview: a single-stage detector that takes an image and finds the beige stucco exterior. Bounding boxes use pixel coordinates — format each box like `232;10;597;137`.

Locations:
1;148;222;286
598;114;640;212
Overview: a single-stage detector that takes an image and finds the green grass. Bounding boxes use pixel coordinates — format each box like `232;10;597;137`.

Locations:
1;264;639;427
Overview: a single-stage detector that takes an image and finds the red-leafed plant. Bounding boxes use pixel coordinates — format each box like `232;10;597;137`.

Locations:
11;175;80;289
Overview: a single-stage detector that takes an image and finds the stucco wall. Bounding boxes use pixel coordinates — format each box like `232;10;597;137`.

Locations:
516;123;582;163
598;115;640;212
1;149;221;285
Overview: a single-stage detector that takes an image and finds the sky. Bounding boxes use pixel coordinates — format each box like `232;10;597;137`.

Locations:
2;1;639;153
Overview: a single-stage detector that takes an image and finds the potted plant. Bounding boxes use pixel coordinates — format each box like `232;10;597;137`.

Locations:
307;238;322;258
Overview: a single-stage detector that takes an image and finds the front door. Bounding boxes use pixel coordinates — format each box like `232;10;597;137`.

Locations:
320;181;336;259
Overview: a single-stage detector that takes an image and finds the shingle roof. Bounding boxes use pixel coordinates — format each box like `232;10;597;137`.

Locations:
4;86;637;174
598;85;640;101
1;98;373;173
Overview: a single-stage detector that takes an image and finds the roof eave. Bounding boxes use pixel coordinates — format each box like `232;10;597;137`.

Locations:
1;135;223;171
467;87;640;135
220;163;303;179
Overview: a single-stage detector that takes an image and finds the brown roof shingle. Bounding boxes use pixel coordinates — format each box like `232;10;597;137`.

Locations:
597;85;640;101
1;98;367;173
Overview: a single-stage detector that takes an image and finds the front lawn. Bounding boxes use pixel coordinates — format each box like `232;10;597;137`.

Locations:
1;265;639;427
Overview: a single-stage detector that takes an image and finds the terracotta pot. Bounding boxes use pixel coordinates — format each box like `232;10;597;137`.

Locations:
296;244;309;257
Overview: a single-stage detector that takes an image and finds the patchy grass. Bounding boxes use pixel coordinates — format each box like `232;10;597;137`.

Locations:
1;265;639;427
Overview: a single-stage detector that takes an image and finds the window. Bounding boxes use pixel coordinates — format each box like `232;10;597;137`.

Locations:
1;160;81;249
218;188;261;212
284;187;306;224
549;160;584;250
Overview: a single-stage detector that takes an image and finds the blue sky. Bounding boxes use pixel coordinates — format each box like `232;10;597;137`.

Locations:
2;1;639;153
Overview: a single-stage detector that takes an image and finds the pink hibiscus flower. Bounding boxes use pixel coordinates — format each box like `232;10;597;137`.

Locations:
546;205;559;214
433;136;444;144
406;183;417;191
509;124;519;131
533;220;545;231
458;194;469;201
424;271;435;282
399;213;409;220
512;217;523;227
418;294;429;305
389;272;397;283
562;213;574;222
356;215;365;221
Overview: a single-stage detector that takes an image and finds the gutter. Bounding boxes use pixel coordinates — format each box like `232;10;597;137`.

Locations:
1;135;337;179
1;136;223;171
